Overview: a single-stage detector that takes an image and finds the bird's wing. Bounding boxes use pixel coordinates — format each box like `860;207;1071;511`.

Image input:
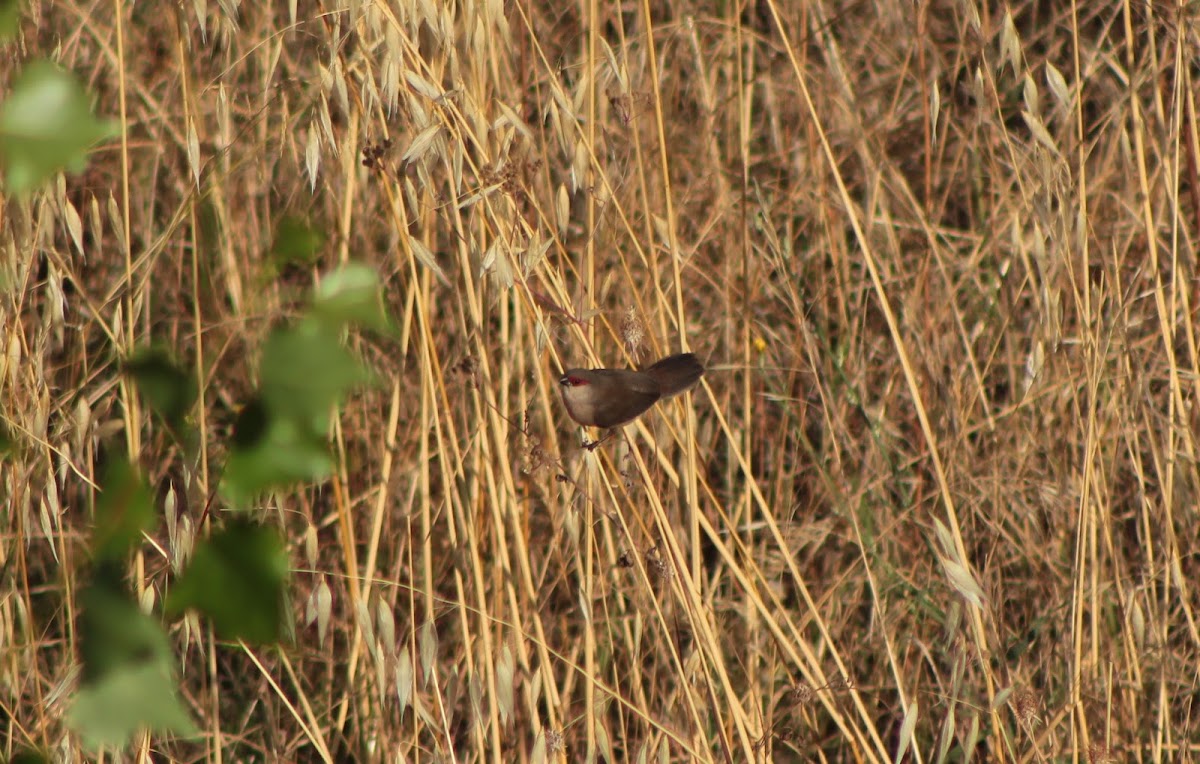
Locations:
608;369;661;397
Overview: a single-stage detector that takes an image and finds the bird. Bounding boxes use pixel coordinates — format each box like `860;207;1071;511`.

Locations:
558;352;704;449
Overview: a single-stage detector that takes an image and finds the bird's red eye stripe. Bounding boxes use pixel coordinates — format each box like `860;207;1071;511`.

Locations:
559;375;588;386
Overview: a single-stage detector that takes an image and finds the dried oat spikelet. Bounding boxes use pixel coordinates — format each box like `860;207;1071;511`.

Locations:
621;306;645;362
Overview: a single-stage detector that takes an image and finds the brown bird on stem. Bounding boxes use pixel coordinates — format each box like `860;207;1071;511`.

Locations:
558;352;704;449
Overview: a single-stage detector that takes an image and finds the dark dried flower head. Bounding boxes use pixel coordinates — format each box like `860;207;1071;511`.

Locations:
452;354;479;381
787;683;814;706
645;545;671;585
522;441;549;475
1011;689;1040;728
361;139;393;172
621;307;645;361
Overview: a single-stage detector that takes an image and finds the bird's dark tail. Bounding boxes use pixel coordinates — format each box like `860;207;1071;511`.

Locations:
644;353;704;398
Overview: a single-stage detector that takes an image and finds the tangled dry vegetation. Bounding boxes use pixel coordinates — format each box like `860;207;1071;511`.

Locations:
4;0;1200;761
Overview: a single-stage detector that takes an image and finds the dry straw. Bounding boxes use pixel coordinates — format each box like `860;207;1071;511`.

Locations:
3;0;1199;761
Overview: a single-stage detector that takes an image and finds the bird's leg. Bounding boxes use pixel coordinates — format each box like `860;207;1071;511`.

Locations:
583;429;615;451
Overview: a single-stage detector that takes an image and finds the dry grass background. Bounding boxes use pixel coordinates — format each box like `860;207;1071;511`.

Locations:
3;0;1200;761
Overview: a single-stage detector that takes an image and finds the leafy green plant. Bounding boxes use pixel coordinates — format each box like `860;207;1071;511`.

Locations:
67;264;391;751
0;60;116;194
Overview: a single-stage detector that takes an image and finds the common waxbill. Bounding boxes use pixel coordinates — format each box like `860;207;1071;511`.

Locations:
558;353;704;434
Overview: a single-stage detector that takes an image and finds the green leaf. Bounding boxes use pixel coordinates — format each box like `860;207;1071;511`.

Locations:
92;458;155;561
0;419;15;457
122;346;197;444
271;215;325;266
219;283;382;505
0;60;118;195
77;565;172;680
259;319;372;422
69;661;197;750
165;520;289;644
68;566;196;749
0;0;23;40
222;401;334;505
312;263;394;333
